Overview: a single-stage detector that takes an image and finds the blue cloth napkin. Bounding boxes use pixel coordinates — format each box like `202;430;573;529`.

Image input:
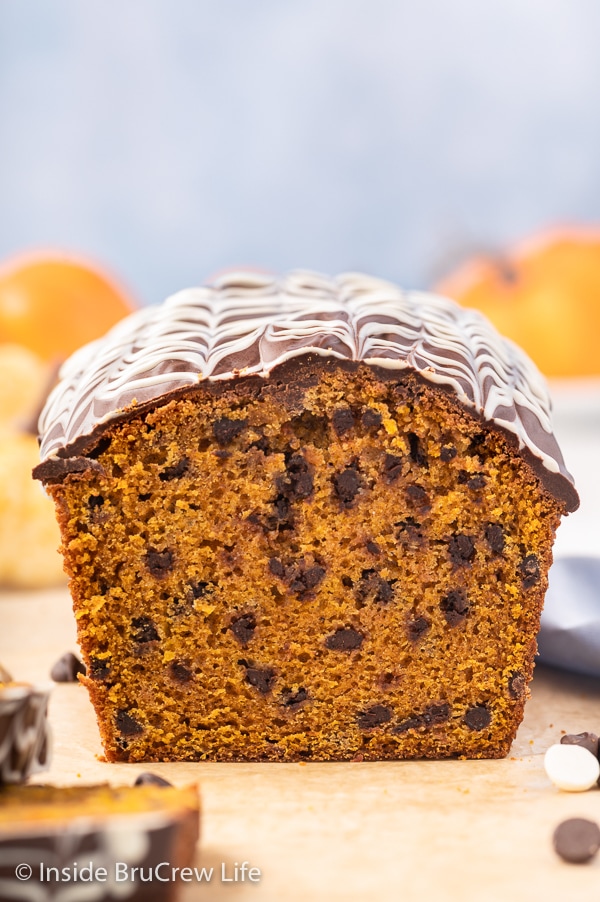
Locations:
538;556;600;678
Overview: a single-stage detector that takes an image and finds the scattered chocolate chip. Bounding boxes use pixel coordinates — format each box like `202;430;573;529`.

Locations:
422;703;451;726
245;666;276;695
440;589;469;626
138;493;152;502
230;613;257;645
89;657;111;680
395;517;423;543
464;705;491;731
406;484;430;509
508;671;526;699
448;534;475;566
383;453;404;483
116;710;144;736
357;705;393;730
553;818;600;864
519;554;540;588
332;407;355;435
560;732;599;758
341;575;354;588
213;449;231;459
324;628;364;651
159;458;189;481
134;772;172;787
362;408;382;428
366;540;381;556
485;523;505;555
170;661;193;683
50;652;86;682
212;417;247;445
268;558;285;578
333;467;361;504
393;716;423;734
289;564;326;596
88;494;104;509
144;548;174;577
281;687;309;709
131;617;159;643
407;616;430;641
467;474;486;490
355;569;395;605
440;445;457;462
277;453;314;500
407;432;427;467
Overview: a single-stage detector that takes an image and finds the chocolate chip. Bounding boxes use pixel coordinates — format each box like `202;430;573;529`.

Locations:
464;705;491;731
440;589;469;626
407;616;430;641
357;705;393;730
560;732;599;758
448;534;475;566
508;671;526;699
50;652;86;682
362;408;382;428
332;408;355;435
553;818;600;864
355;569;395;605
212;417;247;446
159;458;189;481
405;484;430;509
519;554;540;588
467;474;486;490
289;564;326;596
341;575;353;588
393;716;423;734
422;703;450;726
145;548;174;577
230;613;257;645
324;628;364;651
170;661;193;683
440;445;457;462
408;432;427;467
277;454;314;500
89;657;111;680
116;710;144;736
366;541;381;556
383;453;404;483
268;558;285;578
134;772;172;787
333;467;361;504
131;617;159;643
138;493;152;502
88;494;104;509
245;666;276;695
281;687;309;709
485;523;505;555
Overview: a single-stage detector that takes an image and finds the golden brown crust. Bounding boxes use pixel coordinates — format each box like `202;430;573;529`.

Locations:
46;361;561;761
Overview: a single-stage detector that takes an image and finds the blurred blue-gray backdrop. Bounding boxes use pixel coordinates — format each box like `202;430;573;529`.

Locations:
2;0;600;304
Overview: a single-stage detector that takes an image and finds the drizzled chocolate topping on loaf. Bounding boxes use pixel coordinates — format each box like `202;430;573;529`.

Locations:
35;270;578;511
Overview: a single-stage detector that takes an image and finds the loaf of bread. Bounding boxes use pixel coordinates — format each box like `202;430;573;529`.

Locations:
33;271;578;761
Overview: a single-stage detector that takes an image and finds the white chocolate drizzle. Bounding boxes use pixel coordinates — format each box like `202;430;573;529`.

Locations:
37;270;576;507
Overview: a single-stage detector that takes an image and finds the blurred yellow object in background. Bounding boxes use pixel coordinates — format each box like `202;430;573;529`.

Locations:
0;433;64;588
0;344;47;433
0;251;135;361
436;229;600;378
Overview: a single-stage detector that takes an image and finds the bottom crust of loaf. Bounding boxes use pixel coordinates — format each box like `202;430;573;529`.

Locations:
47;358;562;761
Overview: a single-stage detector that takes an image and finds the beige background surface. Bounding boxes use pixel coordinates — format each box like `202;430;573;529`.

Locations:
2;585;600;902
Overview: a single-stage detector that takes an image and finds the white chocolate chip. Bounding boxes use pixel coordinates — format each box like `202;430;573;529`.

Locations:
544;743;600;792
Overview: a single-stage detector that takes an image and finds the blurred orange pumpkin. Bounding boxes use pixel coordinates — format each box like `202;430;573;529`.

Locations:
0;251;136;361
436;229;600;377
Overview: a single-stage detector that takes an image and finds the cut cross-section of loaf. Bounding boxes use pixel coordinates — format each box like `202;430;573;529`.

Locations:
33;271;578;761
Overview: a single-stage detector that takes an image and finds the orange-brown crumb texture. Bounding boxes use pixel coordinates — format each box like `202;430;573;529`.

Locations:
46;361;561;761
